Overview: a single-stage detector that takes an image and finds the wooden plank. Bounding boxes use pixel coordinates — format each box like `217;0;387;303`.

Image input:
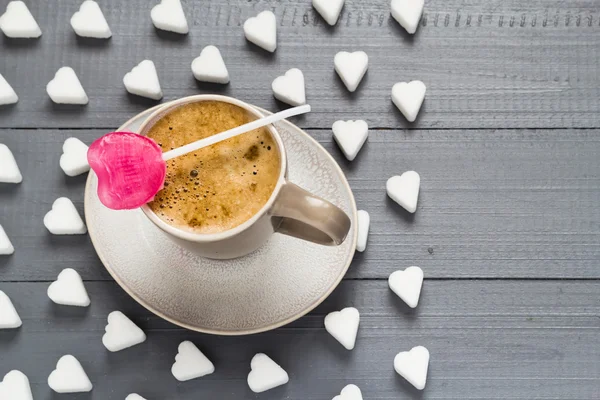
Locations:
1;128;599;280
0;280;598;399
1;0;599;129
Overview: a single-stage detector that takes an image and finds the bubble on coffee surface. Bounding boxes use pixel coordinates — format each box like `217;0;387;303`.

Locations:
146;101;280;234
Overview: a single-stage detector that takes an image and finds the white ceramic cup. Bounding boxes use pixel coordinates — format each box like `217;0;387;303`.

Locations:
138;95;351;259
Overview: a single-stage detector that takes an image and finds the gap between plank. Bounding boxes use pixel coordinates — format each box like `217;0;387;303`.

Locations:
1;277;599;283
2;127;600;132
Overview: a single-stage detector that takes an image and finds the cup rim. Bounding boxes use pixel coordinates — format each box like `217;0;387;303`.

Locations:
138;94;287;243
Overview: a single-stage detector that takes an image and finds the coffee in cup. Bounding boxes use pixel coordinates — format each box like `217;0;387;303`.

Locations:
146;101;281;234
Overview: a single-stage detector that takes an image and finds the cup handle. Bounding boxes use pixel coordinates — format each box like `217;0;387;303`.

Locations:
271;181;352;246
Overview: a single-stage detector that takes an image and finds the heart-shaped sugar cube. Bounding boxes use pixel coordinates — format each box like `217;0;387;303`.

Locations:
123;60;163;100
392;80;426;122
332;119;368;161
88;131;167;210
244;11;277;52
0;370;33;400
171;341;215;381
48;355;93;393
324;307;360;350
0;224;14;255
356;210;370;252
43;197;87;235
333;384;363;400
272;68;306;106
312;0;345;26
0;73;18;105
334;51;368;92
126;395;147;400
0;290;21;329
389;266;423;308
48;268;91;307
0;144;22;183
386;171;420;213
70;0;112;38
46;67;88;105
0;1;41;38
247;353;289;393
151;0;189;34
102;311;146;352
192;45;230;84
394;345;430;390
60;137;90;177
391;0;424;34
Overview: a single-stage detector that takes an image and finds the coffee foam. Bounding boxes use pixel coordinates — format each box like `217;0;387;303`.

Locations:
146;101;281;234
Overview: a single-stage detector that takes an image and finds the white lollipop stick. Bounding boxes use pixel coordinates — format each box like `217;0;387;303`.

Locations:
163;104;311;161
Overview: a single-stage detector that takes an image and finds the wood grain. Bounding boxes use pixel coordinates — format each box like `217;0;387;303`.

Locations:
1;128;599;280
0;0;599;129
1;1;599;398
1;280;598;399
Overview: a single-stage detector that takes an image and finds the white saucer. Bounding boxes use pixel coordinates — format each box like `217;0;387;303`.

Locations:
84;103;357;335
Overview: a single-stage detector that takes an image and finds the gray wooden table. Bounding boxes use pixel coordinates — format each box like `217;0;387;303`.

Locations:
1;0;599;399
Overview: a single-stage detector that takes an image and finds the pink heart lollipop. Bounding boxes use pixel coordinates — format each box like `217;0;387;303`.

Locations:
88;131;166;210
88;105;311;210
